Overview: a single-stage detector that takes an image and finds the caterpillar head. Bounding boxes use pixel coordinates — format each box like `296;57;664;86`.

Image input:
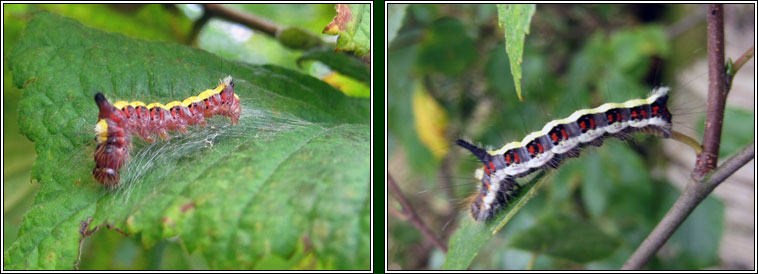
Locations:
94;93;125;123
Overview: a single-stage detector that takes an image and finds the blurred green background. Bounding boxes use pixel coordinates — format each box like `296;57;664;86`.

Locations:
2;4;368;269
387;4;754;270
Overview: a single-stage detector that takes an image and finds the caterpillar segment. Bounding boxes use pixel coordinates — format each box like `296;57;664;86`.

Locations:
458;87;673;221
92;76;240;186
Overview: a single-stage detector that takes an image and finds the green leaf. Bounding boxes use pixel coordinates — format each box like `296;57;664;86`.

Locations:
497;4;535;101
696;107;754;159
322;4;370;56
510;213;620;264
277;26;323;50
417;17;476;77
297;49;369;84
442;171;549;270
5;12;369;270
387;4;409;47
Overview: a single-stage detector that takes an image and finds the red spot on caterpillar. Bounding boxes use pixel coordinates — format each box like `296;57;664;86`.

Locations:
488;162;495;173
92;76;241;186
461;88;673;222
109;112;123;124
484;164;491;175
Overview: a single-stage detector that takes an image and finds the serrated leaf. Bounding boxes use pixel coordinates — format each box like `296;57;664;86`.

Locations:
322;4;370;56
297;49;370;84
442;171;549;270
510;213;620;264
5;12;369;270
497;4;535;101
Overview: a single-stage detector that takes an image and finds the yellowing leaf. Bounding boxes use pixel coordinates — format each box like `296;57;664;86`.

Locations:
321;71;370;98
322;4;370;56
412;82;448;158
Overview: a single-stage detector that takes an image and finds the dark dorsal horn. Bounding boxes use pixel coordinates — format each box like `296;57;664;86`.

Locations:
456;139;490;164
94;93;117;120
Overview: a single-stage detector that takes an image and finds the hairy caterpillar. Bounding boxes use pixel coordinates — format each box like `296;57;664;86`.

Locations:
457;87;672;221
93;76;241;186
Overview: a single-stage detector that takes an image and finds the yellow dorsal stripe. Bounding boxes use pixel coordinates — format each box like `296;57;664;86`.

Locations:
165;101;182;109
106;75;235;111
146;102;166;110
113;101;129;109
182;96;199;107
130;101;146;108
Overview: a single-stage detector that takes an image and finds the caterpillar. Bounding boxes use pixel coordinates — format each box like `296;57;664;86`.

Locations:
93;76;241;186
457;87;672;221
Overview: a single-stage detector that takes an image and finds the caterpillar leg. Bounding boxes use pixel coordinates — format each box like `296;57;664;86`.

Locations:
93;167;120;186
158;130;170;141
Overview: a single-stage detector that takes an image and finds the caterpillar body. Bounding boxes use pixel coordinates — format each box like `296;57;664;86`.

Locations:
93;76;241;186
457;87;672;221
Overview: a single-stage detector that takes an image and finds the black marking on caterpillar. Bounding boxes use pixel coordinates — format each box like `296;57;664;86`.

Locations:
457;87;672;221
93;76;241;186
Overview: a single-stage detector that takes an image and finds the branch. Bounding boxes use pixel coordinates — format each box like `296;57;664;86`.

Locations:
192;4;326;52
388;172;448;253
694;4;727;176
623;6;757;269
204;4;280;36
623;142;754;269
726;45;755;91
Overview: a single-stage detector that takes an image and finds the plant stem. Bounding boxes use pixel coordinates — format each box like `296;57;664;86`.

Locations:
727;46;755;91
670;130;703;154
624;5;756;269
388;173;449;253
694;4;727;176
623;142;754;269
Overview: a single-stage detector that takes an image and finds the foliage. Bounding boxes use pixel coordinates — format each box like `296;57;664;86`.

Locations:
322;4;371;56
443;172;548;269
497;4;536;101
4;10;368;270
388;4;739;270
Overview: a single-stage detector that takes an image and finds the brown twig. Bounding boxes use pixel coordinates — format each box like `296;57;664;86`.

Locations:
726;46;755;91
204;4;280;36
388;173;449;253
623;142;754;269
730;46;754;73
623;5;757;269
694;4;727;177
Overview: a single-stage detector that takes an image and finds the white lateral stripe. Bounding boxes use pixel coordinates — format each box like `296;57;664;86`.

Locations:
488;87;669;155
